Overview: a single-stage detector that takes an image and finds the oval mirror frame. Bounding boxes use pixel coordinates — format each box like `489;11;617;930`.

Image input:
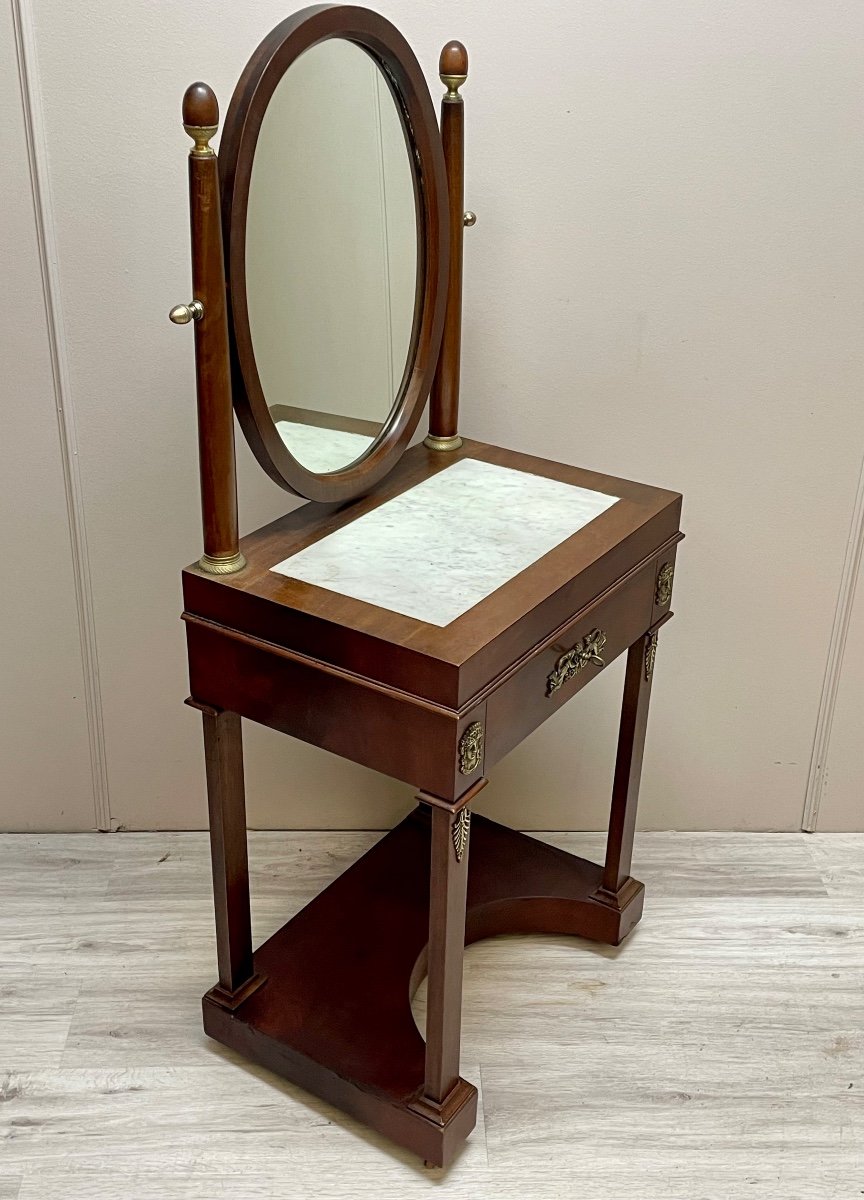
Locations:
219;4;450;504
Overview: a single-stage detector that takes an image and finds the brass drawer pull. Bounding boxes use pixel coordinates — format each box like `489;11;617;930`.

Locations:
547;629;607;696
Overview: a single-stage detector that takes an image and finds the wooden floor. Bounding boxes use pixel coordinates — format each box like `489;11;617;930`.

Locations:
1;829;862;1199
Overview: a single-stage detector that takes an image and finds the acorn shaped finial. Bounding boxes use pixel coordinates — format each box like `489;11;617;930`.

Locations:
182;82;219;156
183;81;218;128
439;41;468;99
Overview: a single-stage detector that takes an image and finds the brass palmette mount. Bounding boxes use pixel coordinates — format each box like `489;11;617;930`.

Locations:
452;809;471;863
645;630;659;680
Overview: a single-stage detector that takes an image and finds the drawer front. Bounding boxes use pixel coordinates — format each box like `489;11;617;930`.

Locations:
185;615;486;802
483;562;655;768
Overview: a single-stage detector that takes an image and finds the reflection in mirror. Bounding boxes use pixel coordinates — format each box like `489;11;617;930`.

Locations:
245;39;418;474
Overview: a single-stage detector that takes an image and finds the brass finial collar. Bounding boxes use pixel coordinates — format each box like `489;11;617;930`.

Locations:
183;124;217;158
441;74;467;100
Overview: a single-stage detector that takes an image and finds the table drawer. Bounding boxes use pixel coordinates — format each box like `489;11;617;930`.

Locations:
483;560;656;767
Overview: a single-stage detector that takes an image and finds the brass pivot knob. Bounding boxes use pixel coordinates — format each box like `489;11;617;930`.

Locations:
169;300;204;325
463;211;476;227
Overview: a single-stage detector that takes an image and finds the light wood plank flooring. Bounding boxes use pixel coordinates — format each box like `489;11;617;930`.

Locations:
1;831;862;1199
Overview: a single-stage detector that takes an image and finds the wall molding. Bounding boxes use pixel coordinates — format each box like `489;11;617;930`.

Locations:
11;0;111;830
802;450;864;831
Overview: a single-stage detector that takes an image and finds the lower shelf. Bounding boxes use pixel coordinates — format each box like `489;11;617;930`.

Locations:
203;808;643;1166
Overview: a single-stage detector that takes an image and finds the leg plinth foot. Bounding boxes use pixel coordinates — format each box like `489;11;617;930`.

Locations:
593;875;644;914
205;973;266;1012
408;1078;477;1126
591;876;645;944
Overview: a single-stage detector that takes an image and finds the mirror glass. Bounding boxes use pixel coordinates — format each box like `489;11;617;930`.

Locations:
245;40;418;474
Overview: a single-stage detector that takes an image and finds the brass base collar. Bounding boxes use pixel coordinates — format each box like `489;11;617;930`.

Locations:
424;434;463;452
441;74;467;100
198;551;247;576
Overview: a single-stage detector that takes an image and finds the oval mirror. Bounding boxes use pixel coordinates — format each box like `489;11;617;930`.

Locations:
220;7;449;503
248;40;416;474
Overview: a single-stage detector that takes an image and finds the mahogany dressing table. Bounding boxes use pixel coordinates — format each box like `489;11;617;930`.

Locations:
171;4;682;1168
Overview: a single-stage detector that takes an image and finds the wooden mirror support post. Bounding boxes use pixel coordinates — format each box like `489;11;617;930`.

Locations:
170;82;245;576
425;41;474;453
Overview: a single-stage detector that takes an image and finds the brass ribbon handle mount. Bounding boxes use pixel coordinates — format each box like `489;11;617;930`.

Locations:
547;628;607;696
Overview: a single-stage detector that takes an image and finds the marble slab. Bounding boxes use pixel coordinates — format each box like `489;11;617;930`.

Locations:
271;457;619;625
275;421;374;474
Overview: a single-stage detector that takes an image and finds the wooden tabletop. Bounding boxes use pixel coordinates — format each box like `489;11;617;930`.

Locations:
183;439;682;706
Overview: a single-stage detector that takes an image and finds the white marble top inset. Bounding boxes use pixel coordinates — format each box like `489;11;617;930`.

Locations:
271;457;619;626
275;421;375;474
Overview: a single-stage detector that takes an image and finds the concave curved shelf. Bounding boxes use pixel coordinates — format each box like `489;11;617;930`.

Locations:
203;808;644;1165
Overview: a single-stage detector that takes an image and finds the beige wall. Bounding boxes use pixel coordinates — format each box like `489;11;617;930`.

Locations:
1;0;99;831
4;0;863;832
813;548;864;832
